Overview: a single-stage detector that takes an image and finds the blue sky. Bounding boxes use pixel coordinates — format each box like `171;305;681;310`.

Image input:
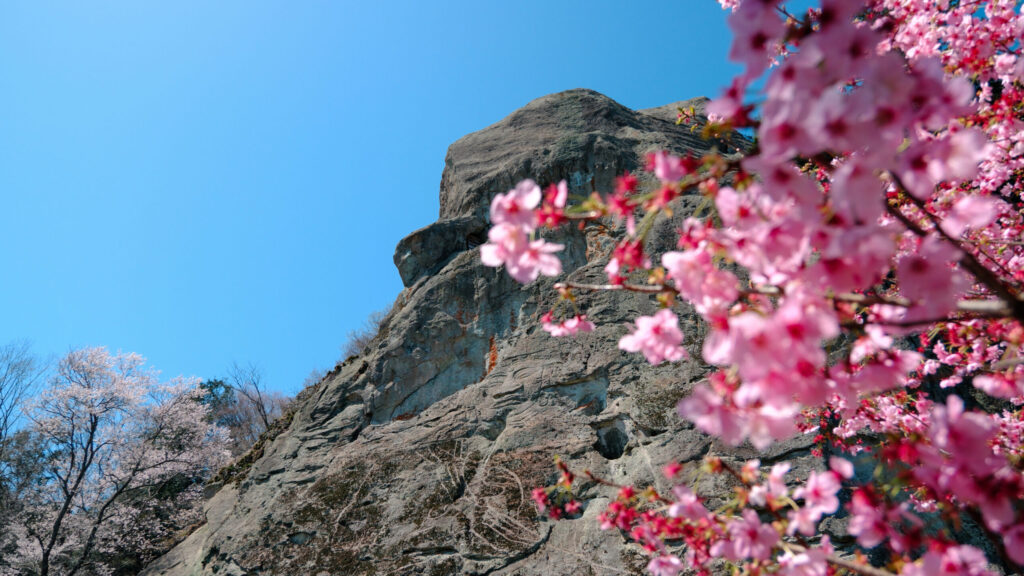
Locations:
0;1;741;395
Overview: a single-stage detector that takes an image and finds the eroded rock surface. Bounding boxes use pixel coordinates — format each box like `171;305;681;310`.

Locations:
143;89;820;576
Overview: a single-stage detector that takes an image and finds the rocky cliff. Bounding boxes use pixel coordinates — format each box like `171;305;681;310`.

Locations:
142;89;820;576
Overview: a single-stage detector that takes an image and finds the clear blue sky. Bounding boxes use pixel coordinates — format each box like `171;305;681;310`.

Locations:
0;2;740;395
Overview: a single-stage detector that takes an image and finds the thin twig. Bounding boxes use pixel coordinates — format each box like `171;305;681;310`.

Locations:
786;544;896;576
556;281;675;295
564;210;603;220
991;356;1024;371
748;285;1011;316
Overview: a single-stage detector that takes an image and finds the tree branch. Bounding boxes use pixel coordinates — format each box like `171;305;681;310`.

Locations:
555;281;675;295
886;174;1024;321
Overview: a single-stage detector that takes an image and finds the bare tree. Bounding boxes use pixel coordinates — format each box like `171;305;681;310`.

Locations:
301;367;328;389
0;341;46;477
227;363;273;431
210;363;291;454
0;341;45;576
341;308;388;359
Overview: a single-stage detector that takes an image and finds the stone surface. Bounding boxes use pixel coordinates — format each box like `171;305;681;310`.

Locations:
142;89;816;576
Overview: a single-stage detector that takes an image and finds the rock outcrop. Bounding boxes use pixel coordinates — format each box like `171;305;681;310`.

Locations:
143;89;819;576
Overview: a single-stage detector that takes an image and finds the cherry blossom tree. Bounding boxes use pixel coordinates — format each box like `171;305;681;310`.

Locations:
483;1;1024;574
3;347;230;576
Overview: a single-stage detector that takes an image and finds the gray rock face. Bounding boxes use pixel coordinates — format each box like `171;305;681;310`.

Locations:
143;89;820;576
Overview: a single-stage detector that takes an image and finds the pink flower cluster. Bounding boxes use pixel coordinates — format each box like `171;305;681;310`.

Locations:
618;309;688;365
480;180;565;283
533;456;869;576
541;311;595;337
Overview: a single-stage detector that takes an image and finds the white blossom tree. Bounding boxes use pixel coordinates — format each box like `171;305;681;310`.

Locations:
5;347;230;576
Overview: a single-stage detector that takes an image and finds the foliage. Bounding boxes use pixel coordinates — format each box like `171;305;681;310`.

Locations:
483;1;1024;575
197;379;234;421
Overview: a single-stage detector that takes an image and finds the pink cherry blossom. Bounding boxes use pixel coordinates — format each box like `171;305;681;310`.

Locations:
618;309;688;365
829;457;854;479
898;129;990;200
787;506;820;537
677;384;746;446
646;151;690;183
480;223;563;284
537;180;569;227
927;395;997;475
974;373;1021;400
940;195;1002;238
793;470;841;518
723;509;778;561
490;179;541;229
848;488;889;549
531;487;549;513
777;543;829;576
507;239;564;284
542;313;595;337
662;249;739;316
896;235;969;322
667;485;709;521
481;223;529;269
746;403;798;450
647;555;684;576
749;461;790;507
1003;524;1024;567
901;546;996;576
727;0;785;80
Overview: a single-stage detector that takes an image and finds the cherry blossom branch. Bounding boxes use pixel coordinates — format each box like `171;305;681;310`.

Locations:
749;286;1013;317
716;460;814;549
483;5;1024;573
991;356;1024;371
564;210;603;220
884;198;929;238
582;469;674;505
555;281;677;296
785;544;896;576
887;175;1024;320
963;506;1017;570
714;466;898;576
563;277;1013;319
588;463;898;576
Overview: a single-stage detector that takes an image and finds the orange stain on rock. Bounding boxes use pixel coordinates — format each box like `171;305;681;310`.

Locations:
486;335;498;375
